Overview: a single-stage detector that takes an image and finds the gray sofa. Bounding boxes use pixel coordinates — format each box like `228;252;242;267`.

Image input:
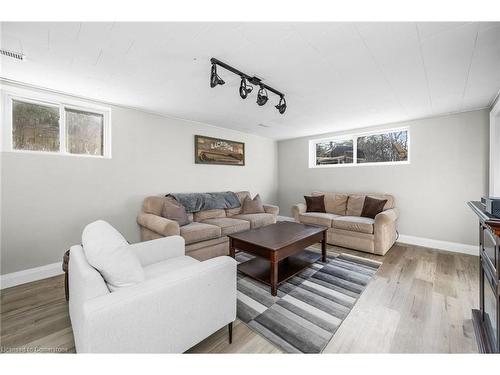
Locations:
292;192;398;255
137;191;279;260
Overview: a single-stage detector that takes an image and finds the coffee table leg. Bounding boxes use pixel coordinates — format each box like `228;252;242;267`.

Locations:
321;230;327;262
270;259;278;296
229;238;235;258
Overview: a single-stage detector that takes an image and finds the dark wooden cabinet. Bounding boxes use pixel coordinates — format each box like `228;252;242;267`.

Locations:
468;201;500;353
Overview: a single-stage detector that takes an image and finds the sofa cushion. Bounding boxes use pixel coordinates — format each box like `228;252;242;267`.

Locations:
346;195;365;216
180;222;222;244
202;217;250;236
143;256;199;280
372;194;395;210
161;198;190;226
361;196;388;219
312;192;347;215
225;191;250;216
333;216;374;234
233;213;276;229
82;220;146;292
299;212;338;227
304;195;326;213
242;194;265;214
346;194;395;216
193;208;226;222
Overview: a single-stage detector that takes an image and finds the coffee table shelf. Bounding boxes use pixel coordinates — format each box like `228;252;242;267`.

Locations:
237;249;321;286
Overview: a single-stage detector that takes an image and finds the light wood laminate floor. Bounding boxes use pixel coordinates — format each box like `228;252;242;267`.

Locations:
0;243;479;353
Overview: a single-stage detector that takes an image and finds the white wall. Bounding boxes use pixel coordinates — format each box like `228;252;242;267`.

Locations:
278;109;489;247
489;95;500;196
1;84;278;275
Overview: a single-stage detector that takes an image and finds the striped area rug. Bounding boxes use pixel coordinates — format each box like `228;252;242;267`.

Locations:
236;249;381;353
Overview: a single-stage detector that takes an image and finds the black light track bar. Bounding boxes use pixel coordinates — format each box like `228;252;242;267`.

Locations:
210;58;284;98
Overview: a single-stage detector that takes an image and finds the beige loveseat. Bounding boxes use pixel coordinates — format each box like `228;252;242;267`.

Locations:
137;191;279;261
292;192;398;255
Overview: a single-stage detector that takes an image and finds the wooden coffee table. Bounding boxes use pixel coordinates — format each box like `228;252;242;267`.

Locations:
228;221;327;296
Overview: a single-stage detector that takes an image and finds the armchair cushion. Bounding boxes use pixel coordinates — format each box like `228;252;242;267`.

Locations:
82;220;146;292
144;256;199;280
129;236;185;267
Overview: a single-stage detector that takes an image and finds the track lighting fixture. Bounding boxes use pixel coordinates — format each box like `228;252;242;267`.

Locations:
239;77;253;99
210;63;225;88
210;58;287;114
256;86;269;106
275;96;287;114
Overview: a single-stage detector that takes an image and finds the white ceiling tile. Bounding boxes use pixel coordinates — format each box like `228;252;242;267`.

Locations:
421;22;480;113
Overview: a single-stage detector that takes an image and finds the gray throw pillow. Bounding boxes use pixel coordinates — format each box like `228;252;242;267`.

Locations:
161;199;191;226
242;194;265;214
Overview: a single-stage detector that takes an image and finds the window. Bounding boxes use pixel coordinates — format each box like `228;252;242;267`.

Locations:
357;130;408;164
12;100;60;152
310;128;409;168
65;108;104;156
315;139;353;165
4;92;111;158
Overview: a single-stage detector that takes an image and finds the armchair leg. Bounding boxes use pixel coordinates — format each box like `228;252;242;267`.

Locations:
228;322;233;344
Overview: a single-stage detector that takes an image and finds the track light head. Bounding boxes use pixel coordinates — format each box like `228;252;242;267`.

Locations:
239;77;253;99
275;96;287;114
210;64;225;88
256;86;269;106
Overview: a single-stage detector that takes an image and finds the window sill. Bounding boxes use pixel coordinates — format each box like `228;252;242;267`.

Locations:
2;149;111;159
309;160;410;169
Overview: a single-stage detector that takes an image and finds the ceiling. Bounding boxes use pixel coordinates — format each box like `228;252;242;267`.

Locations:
1;22;499;140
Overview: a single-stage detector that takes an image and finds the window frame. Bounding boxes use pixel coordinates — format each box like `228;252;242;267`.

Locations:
2;89;111;159
309;127;410;168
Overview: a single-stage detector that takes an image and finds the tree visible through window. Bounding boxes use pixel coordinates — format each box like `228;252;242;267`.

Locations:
12;100;60;152
315;139;353;165
357;130;408;163
65;108;104;156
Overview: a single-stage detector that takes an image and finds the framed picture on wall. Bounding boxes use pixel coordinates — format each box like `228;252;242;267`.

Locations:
194;135;245;166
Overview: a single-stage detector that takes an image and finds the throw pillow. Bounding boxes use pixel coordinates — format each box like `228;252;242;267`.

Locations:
242;194;265;214
304;195;326;213
161;199;191;226
361;196;388;219
82;220;146;292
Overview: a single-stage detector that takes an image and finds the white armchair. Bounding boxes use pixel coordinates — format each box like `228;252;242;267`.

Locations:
68;221;237;353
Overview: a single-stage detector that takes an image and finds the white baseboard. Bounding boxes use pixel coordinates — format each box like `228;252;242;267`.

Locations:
397;234;478;256
0;262;63;289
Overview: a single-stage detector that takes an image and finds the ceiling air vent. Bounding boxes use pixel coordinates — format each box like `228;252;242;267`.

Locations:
0;49;26;61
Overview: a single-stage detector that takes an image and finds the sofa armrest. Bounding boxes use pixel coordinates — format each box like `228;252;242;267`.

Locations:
137;213;180;237
129;236;185;267
77;256;237;353
373;208;399;255
291;203;307;222
263;204;279;216
374;208;399;226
